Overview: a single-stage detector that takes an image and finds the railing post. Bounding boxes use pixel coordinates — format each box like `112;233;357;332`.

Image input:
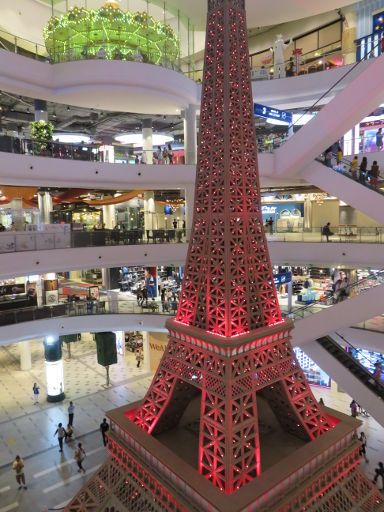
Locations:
14;36;17;54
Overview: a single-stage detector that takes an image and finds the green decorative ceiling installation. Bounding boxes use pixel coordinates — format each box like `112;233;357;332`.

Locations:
43;3;180;67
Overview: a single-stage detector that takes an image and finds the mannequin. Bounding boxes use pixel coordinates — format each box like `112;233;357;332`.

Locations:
272;34;293;79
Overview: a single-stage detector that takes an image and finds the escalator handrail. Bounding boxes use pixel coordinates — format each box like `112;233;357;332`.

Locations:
316;152;384;196
289;38;383;130
318;334;384;396
285;268;384;321
333;331;378;370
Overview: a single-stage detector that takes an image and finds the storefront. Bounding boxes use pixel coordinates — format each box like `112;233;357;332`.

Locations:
261;201;304;232
294;348;331;387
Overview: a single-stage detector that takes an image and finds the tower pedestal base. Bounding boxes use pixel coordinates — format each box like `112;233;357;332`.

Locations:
65;403;384;512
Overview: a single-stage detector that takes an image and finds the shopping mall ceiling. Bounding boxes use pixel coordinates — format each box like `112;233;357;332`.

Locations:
2;0;358;47
163;0;359;29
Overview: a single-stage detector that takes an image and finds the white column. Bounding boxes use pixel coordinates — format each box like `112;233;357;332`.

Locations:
102;205;116;229
184;184;195;237
183;105;197;165
38;192;53;224
144;191;156;232
19;341;32;371
101;268;111;290
142;118;153;164
141;331;151;373
10;198;24;231
304;196;312;231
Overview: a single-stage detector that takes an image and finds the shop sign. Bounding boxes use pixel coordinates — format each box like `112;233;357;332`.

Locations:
261;205;277;215
254;103;293;124
0;283;25;296
274;272;292;286
261;202;304;220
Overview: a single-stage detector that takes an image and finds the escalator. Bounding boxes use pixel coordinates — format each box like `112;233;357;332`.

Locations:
274;53;384;178
302;159;384;224
302;334;384;426
317;335;384;399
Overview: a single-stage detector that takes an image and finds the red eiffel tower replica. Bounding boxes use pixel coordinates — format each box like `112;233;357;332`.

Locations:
66;1;384;510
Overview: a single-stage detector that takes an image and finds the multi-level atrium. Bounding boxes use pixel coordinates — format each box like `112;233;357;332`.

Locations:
1;0;384;510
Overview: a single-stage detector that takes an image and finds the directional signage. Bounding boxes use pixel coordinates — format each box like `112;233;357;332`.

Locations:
274;272;292;286
254;103;292;124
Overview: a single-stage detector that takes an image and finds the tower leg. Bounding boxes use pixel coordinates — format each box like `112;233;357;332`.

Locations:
199;388;261;494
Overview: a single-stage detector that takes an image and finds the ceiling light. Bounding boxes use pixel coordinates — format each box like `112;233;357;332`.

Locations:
53;133;91;144
114;133;174;147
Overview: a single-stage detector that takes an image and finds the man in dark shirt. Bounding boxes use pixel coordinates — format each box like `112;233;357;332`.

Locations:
100;418;109;447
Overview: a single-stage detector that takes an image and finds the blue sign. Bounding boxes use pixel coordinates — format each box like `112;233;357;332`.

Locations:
261;203;304;221
254;103;292;124
274;272;292;286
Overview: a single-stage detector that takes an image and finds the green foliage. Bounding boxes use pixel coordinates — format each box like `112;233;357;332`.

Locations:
30;120;54;153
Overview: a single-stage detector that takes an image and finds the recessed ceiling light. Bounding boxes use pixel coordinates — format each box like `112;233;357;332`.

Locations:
53;133;91;143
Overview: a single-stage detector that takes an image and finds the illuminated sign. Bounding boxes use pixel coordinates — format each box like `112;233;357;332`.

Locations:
254;103;292;124
274;272;292;286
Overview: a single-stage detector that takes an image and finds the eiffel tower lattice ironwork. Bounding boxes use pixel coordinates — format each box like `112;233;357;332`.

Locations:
132;0;332;495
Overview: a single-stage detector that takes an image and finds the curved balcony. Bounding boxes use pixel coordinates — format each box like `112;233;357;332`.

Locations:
0;272;383;349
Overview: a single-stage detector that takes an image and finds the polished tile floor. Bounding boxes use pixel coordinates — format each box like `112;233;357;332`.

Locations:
0;334;151;468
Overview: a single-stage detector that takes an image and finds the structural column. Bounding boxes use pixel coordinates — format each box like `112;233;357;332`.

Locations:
10;198;24;231
142;118;153;164
102;205;116;229
183;105;197;165
38;191;53;224
19;341;32;371
42;273;59;305
44;336;65;402
144;191;156;232
34;99;48;122
141;331;151;373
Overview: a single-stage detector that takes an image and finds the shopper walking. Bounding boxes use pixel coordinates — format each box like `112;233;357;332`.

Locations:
100;418;109;447
68;401;75;427
350;399;358;417
359;432;369;463
135;347;144;368
54;423;67;452
373;462;384;490
321;222;333;242
74;443;86;473
32;382;40;404
12;455;27;489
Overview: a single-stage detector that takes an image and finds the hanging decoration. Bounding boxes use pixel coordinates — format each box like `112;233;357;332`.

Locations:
43;3;180;67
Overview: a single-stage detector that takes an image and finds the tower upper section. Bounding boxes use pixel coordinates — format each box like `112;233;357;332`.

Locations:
176;0;282;337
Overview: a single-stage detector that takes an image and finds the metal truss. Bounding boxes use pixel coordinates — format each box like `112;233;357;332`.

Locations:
269;454;384;512
134;326;332;493
175;0;281;338
64;448;187;512
67;0;381;508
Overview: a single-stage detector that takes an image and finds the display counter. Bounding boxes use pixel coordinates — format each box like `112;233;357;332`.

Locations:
0;295;32;311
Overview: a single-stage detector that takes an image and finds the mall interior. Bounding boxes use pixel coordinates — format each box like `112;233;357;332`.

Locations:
1;0;384;510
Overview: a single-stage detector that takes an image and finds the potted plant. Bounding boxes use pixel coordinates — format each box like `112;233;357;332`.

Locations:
30;120;54;155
